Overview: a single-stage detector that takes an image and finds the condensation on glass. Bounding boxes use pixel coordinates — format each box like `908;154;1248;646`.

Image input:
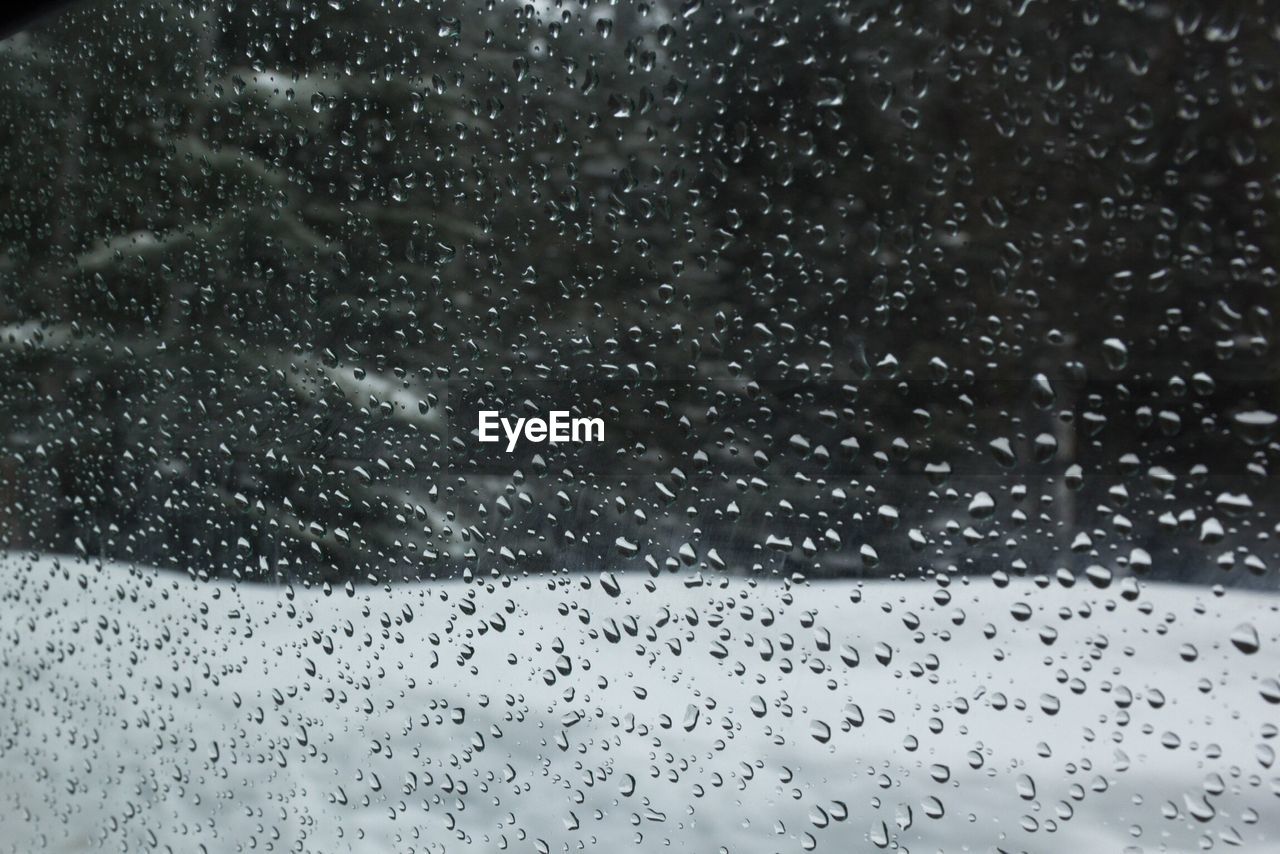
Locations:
0;0;1277;851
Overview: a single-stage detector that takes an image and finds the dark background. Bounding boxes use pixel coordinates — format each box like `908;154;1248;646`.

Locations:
0;0;1277;586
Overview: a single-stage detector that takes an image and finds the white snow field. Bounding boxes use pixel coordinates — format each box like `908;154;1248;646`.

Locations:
1;553;1277;853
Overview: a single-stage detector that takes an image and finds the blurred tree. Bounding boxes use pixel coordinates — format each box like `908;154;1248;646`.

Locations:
0;0;1277;585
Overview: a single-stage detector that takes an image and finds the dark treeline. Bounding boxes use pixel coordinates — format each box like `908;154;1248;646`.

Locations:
0;0;1277;586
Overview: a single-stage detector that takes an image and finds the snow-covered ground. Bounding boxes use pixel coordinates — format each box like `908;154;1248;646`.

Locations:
0;553;1277;853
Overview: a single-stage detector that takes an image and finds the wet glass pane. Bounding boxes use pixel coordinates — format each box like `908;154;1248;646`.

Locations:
1;0;1278;850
